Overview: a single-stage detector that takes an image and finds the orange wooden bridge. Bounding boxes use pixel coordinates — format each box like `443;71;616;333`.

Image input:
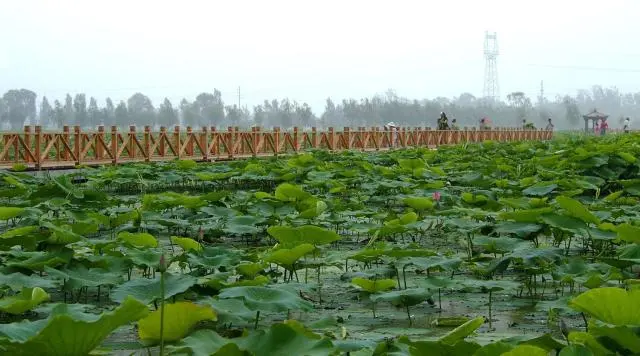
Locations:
0;125;553;170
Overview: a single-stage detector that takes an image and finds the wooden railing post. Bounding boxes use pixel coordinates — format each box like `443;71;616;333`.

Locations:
23;126;32;163
34;126;42;169
210;126;218;157
328;127;335;151
273;127;280;156
159;127;166;157
201;127;209;160
128;126;136;159
227;126;235;158
343;127;351;149
186;126;194;157
293;127;299;152
144;126;151;162
174;126;181;159
97;126;105;160
311;127;318;148
111;126;118;165
74;126;81;165
63;126;70;160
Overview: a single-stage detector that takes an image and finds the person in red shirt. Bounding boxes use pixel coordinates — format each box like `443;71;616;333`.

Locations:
599;118;608;136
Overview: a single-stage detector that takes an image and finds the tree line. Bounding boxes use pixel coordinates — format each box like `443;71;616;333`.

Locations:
0;86;637;131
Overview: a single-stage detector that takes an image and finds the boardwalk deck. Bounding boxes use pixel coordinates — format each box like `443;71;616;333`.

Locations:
0;125;553;170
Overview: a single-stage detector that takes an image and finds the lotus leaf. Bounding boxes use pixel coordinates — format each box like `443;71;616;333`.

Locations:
171;236;202;252
111;273;197;304
0;287;50;314
117;231;158;248
218;286;313;312
556;196;600;225
351;278;397;293
0;296;148;356
503;345;549;356
138;302;217;343
0;207;25;220
569;287;640;326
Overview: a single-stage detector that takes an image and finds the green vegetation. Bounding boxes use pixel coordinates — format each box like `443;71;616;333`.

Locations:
0;133;638;355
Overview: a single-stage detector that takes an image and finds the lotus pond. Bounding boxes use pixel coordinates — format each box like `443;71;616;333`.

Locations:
0;133;638;355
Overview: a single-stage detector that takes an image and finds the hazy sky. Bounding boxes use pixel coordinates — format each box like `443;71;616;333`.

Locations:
2;0;640;111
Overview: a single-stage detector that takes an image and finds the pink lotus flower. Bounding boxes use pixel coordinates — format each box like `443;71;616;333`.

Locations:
432;191;441;202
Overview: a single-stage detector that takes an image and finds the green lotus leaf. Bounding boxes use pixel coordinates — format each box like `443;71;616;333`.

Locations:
44;265;122;289
138;302;217;344
370;287;432;307
171;236;202;252
218;286;313;312
439;316;484;345
0;273;58;291
165;329;234;356
0;296;148;356
0;287;50;314
351;278;397;293
473;342;514;356
0;207;25;220
556;196;600;225
264;243;315;268
569;287;640;326
503;345;549;356
111;273;197;305
522;183;558;197
403;197;434;211
616;223;640;243
237;323;335;356
117;231;158;248
204;298;255;325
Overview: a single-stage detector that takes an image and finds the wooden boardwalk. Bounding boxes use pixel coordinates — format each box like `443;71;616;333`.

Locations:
0;125;553;170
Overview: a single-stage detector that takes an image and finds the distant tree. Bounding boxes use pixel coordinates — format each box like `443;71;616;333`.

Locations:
507;92;532;124
562;96;582;126
114;101;129;127
127;93;155;127
180;99;196;127
193;90;225;127
1;89;37;130
158;98;178;127
87;97;101;128
296;102;315;128
64;94;74;126
39;96;53;127
73;94;87;127
103;98;115;127
225;105;242;126
52;100;65;128
252;105;265;127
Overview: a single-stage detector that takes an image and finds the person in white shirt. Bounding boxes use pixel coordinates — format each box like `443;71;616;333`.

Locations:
624;117;630;133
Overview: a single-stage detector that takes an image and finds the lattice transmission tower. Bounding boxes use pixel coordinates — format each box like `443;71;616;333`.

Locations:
483;31;500;102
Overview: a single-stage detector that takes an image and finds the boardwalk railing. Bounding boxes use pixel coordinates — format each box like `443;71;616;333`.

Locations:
0;125;553;169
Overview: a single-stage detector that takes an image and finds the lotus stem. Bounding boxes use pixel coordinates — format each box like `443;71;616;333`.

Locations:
254;310;260;330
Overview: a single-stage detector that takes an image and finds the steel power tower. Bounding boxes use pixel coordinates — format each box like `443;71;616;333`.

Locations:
483;31;500;103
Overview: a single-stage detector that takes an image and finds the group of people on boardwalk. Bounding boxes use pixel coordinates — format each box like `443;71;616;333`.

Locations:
383;113;632;137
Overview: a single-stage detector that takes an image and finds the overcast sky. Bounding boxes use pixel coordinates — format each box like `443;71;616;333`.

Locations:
1;0;640;111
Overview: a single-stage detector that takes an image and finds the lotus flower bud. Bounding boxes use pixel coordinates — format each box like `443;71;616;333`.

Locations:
158;254;167;273
432;191;441;202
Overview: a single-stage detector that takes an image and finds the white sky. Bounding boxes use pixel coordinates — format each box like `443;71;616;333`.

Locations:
1;0;640;112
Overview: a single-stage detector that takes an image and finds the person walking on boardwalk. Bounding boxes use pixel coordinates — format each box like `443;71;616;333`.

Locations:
438;112;450;130
599;118;608;136
480;117;490;130
385;122;398;148
545;118;554;131
624;117;631;133
450;118;460;130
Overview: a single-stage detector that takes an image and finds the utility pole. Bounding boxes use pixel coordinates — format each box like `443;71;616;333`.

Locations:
539;80;545;106
483;31;500;104
237;86;241;109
